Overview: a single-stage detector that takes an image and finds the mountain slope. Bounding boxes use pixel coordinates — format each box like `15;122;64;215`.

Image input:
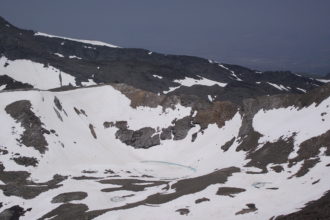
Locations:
0;83;329;219
0;16;324;103
0;16;330;220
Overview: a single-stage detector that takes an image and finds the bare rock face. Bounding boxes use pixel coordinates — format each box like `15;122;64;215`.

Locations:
172;116;195;140
160;127;172;140
115;124;160;149
194;101;237;129
0;170;67;199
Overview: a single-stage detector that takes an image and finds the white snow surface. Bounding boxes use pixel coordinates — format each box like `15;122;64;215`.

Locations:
267;82;290;91
253;97;330;151
0;56;76;89
81;79;97;86
297;87;307;93
69;55;82;60
34;32;119;48
152;75;163;79
0;84;329;220
316;79;330;83
174;76;227;87
0;85;6;91
164;76;227;94
53;53;64;58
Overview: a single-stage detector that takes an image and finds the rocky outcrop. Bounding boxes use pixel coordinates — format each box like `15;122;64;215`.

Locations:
0;16;323;104
114;122;160;149
5;100;49;153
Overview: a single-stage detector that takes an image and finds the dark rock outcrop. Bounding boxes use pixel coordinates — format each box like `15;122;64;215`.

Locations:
5;100;49;153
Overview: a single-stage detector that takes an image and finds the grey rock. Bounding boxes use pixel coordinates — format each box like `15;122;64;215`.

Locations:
172;116;194;140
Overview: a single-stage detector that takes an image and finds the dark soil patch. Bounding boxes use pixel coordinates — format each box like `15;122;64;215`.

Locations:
89;124;97;139
54;96;63;111
0;171;67;199
271;165;284;173
0;205;31;220
216;187;246;197
51;191;88;203
275;191;330;220
195;197;210;204
53;107;63;121
312;179;320;185
221;137;235;152
38;203;101;220
72;176;102;180
235;203;257;215
12;156;38;167
246;137;294;173
99;179;167;193
176;208;190;215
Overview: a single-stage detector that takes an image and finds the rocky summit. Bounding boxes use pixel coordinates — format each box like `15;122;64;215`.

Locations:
0;16;330;220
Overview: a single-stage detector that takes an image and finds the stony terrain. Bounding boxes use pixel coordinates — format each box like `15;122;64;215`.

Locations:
0;16;329;220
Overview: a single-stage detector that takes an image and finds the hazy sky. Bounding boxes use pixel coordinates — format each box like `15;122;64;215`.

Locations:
1;0;330;74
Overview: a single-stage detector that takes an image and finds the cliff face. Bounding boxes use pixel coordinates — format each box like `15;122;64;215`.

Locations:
0;16;330;220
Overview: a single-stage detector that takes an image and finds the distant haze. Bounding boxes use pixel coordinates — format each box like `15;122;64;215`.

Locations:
1;0;330;74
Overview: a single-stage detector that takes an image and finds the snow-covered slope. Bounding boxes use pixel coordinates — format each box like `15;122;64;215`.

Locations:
0;83;329;220
0;15;330;220
0;57;76;89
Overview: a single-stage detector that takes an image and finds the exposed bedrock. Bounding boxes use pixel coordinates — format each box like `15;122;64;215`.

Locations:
5;100;49;153
115;126;160;149
107;85;239;148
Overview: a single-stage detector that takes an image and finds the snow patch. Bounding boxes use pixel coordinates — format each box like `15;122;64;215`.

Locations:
69;55;82;60
152;75;163;79
54;53;64;58
253;96;330;151
0;85;6;91
267;82;290;91
34;32;119;48
163;76;227;94
81;79;97;86
219;64;242;81
316;79;330;83
297;88;306;93
0;56;76;89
